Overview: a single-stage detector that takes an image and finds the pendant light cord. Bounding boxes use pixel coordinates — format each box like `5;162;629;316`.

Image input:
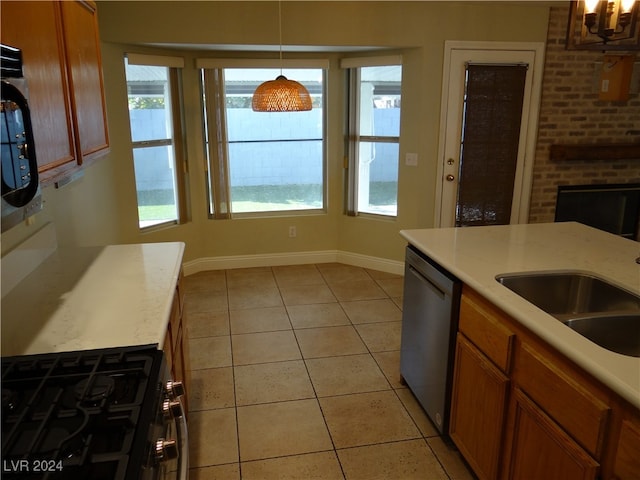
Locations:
251;0;312;111
278;0;283;75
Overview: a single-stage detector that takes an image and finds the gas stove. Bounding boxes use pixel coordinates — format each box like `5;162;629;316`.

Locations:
1;345;187;480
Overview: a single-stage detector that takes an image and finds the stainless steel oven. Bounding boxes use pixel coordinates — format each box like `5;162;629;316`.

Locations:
154;367;189;480
1;43;42;232
1;345;189;480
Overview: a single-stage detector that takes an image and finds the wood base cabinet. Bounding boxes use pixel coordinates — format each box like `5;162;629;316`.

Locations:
450;290;515;480
450;334;509;480
613;418;640;479
163;270;191;415
506;388;599;480
450;286;640;480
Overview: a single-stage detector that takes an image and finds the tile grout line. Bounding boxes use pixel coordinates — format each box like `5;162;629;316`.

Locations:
281;265;349;479
224;268;244;476
185;265;470;479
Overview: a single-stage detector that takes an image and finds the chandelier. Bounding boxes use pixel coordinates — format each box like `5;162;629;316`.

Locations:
567;0;639;50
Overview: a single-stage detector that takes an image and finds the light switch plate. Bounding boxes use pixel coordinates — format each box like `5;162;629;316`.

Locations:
405;152;418;166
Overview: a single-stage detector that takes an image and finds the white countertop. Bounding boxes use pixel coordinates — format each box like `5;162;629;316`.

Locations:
1;241;185;356
400;222;640;409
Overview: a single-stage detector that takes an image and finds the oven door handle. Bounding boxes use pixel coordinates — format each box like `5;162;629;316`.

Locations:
176;401;189;479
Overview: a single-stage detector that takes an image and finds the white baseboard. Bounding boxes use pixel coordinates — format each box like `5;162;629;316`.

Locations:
182;250;404;276
336;251;404;275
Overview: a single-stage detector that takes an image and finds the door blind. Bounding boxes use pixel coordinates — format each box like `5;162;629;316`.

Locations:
456;63;527;226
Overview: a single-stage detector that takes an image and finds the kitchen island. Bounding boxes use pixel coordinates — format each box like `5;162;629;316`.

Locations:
401;221;639;480
1;236;185;357
400;221;639;408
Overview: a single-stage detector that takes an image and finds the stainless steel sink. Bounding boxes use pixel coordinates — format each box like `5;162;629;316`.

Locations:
563;313;640;357
496;271;640;317
495;271;640;357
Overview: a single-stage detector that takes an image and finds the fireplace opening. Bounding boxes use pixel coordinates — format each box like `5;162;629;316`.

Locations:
555;183;640;241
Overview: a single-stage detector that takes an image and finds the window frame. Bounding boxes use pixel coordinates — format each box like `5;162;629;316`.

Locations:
125;53;189;231
198;58;329;219
342;56;403;218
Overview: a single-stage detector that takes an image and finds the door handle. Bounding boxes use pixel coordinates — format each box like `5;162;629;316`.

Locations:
446;174;455;182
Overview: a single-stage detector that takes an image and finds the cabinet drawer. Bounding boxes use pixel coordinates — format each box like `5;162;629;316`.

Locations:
459;291;515;372
514;342;610;458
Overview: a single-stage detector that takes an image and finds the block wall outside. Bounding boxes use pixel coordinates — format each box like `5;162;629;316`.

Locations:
528;5;640;224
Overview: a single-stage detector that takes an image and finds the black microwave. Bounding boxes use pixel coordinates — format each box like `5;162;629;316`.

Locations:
1;43;42;233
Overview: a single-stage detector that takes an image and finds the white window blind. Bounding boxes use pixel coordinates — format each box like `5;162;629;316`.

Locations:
196;58;329;69
126;53;185;68
340;55;402;69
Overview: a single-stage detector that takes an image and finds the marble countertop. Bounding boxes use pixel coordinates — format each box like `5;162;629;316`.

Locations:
400;222;640;409
1;241;185;357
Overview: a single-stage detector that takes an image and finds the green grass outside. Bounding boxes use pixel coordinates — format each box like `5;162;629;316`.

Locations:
138;205;177;221
137;182;397;221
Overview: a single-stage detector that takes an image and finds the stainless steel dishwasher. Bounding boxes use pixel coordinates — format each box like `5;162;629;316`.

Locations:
400;244;461;435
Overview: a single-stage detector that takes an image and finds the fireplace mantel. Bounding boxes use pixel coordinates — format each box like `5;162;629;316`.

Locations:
549;143;640;161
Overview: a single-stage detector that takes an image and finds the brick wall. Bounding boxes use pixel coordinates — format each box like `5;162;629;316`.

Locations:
528;5;640;224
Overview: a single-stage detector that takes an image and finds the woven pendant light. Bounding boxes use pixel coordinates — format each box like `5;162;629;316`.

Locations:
252;1;312;112
252;75;312;111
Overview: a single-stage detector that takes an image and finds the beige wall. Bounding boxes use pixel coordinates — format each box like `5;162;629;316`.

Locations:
2;2;552;263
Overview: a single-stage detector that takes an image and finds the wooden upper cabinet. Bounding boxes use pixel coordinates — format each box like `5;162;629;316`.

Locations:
0;0;109;184
59;0;109;163
1;1;76;178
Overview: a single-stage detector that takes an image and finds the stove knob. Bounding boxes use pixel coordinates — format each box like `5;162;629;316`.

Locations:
162;399;184;418
165;380;185;399
155;438;179;461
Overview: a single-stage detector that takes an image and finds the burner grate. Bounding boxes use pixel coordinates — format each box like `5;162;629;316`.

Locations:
1;345;162;480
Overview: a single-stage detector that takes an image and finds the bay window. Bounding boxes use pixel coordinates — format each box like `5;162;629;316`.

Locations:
125;53;188;229
343;57;402;217
199;60;327;218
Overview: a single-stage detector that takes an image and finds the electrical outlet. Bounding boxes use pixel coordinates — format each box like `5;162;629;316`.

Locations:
289;226;297;238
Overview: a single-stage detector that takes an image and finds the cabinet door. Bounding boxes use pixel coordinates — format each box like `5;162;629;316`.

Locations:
505;388;599;480
514;342;609;458
173;324;184;385
172;323;190;415
450;333;509;480
0;1;77;177
163;326;174;374
59;0;109;161
181;310;191;393
613;419;640;480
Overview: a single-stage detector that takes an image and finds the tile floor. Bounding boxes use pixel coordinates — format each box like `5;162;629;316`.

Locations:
184;263;475;480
